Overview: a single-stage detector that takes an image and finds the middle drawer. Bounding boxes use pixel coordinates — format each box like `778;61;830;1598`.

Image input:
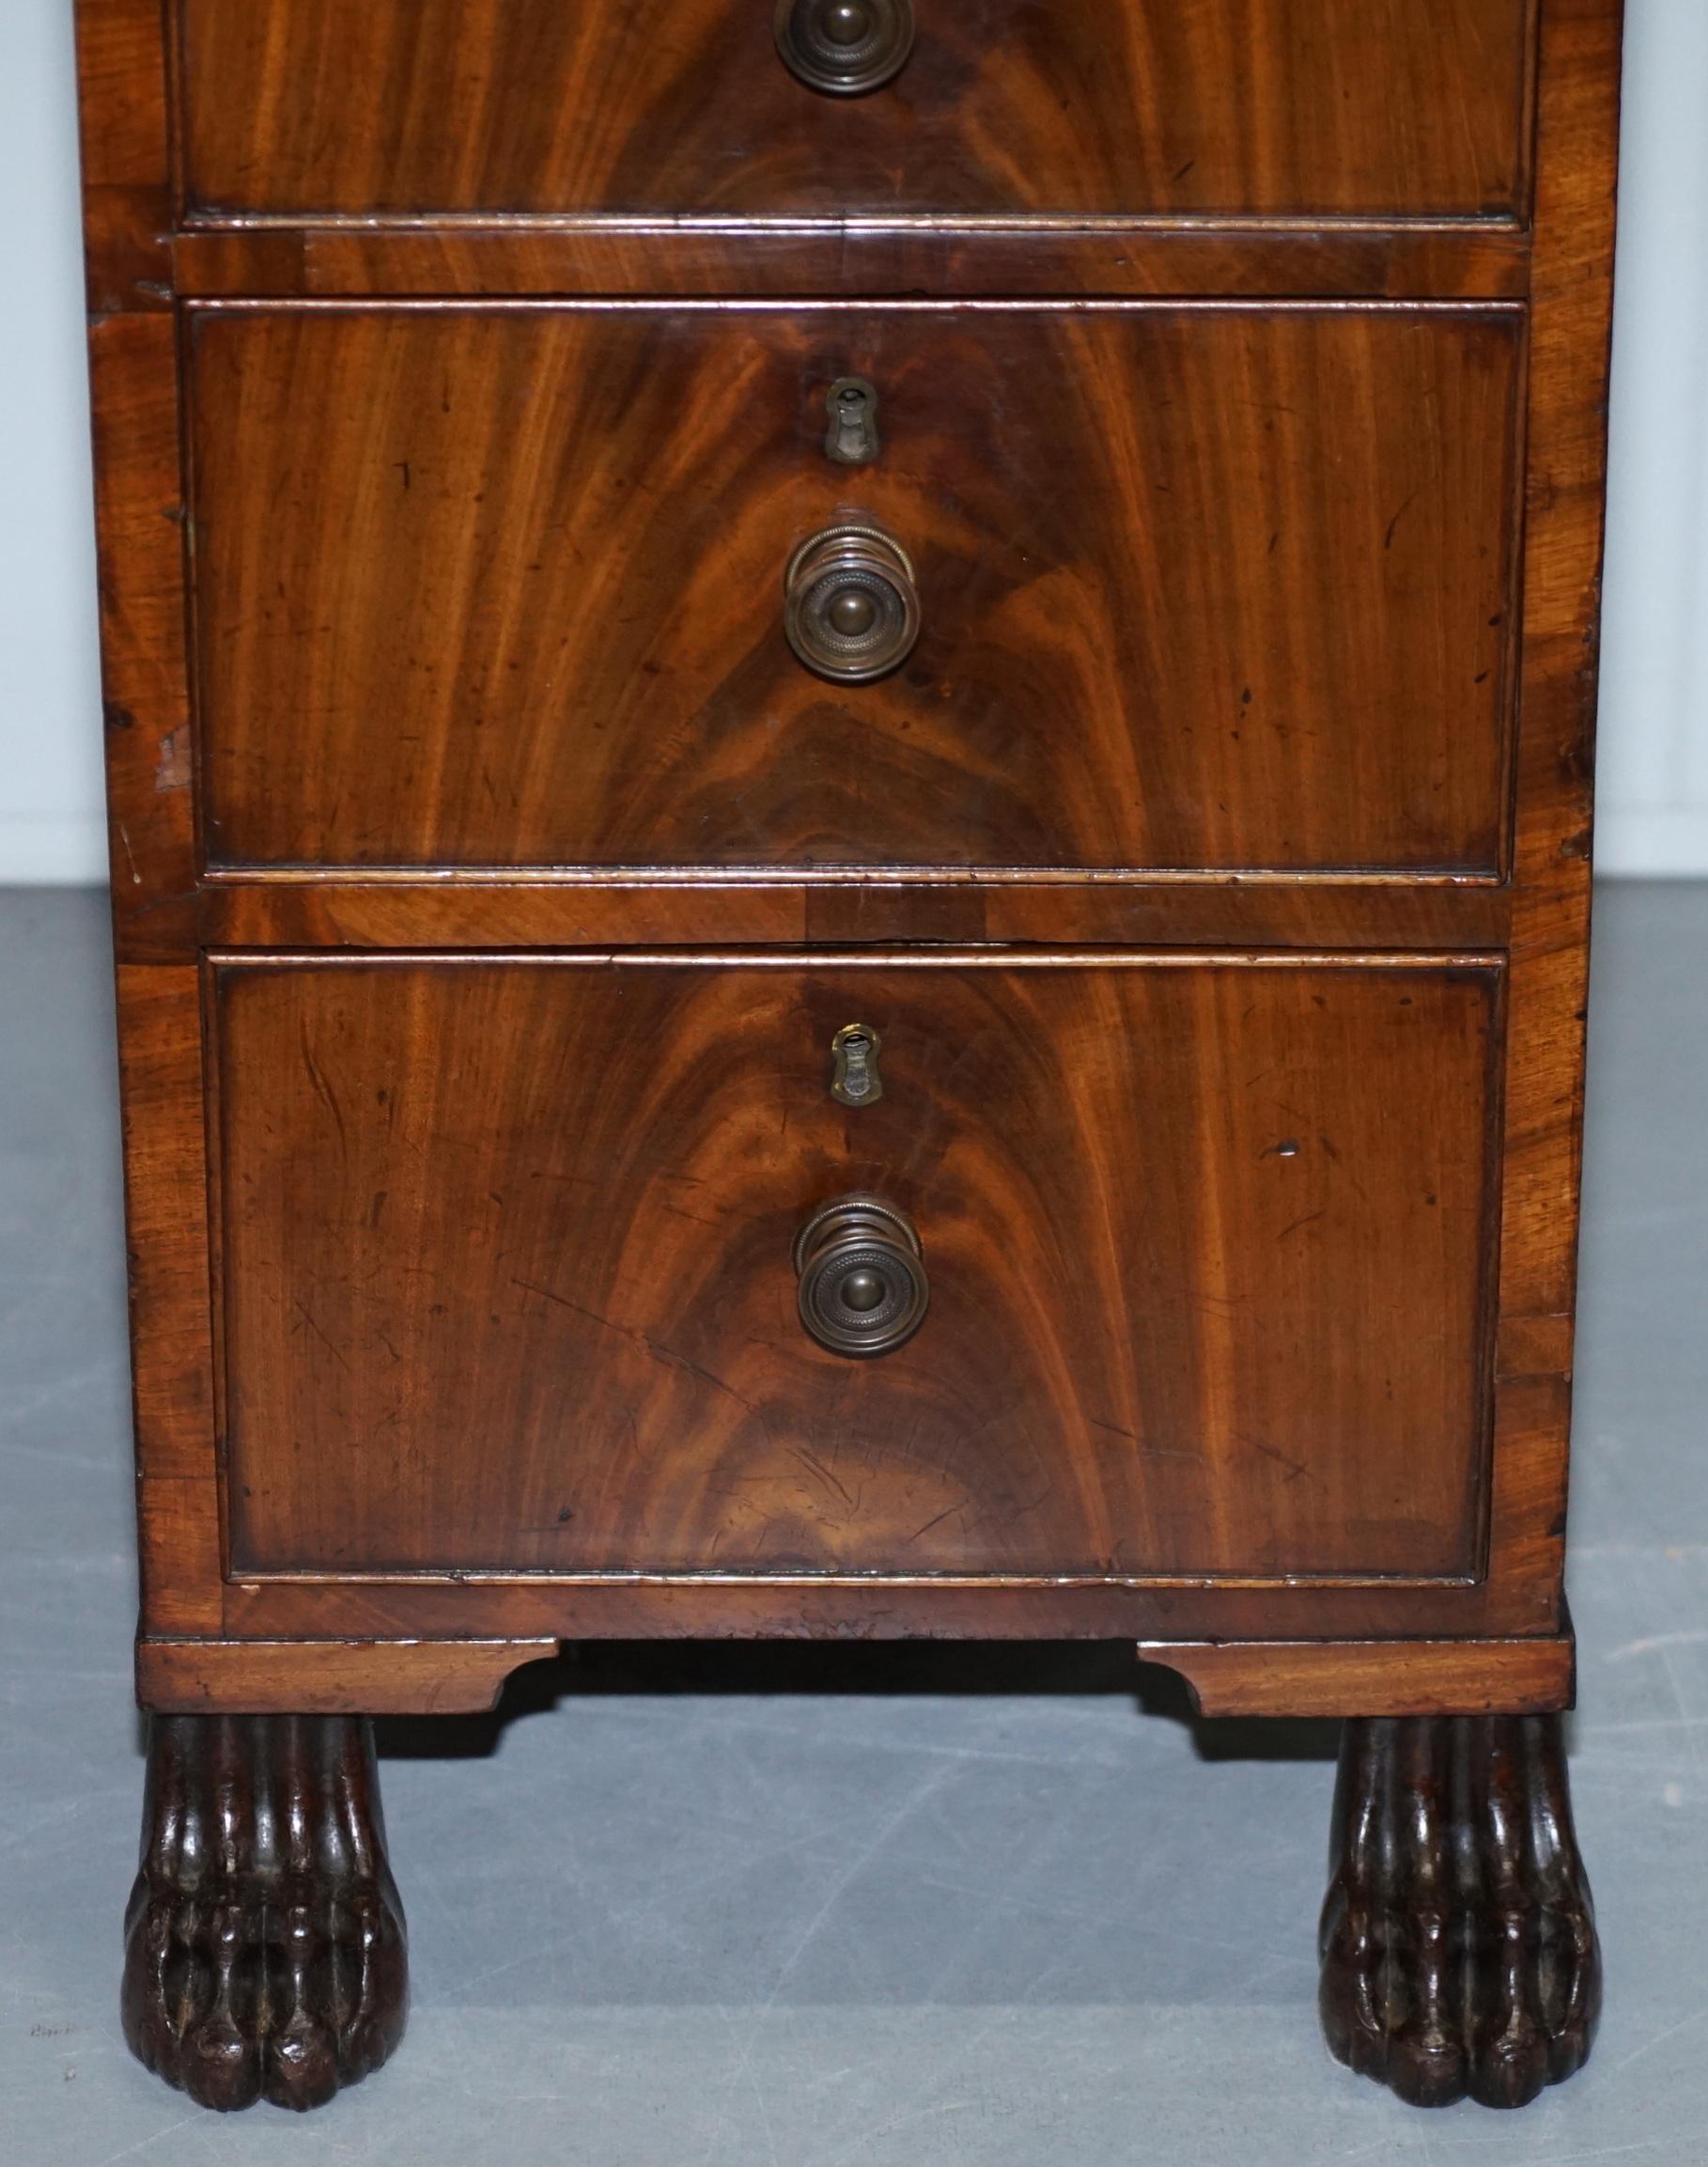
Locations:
189;303;1520;878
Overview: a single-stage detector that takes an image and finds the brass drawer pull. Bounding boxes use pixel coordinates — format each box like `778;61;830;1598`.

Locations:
774;0;915;96
784;522;921;682
794;1193;928;1357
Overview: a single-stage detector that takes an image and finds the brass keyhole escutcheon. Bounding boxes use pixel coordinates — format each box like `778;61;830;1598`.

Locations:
825;377;880;466
793;1194;928;1358
830;1021;883;1106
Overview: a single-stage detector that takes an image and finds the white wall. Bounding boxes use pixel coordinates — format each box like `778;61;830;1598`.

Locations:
1598;0;1708;874
1;0;103;882
0;0;1701;881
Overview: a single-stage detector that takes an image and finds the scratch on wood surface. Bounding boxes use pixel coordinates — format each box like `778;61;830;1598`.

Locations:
152;724;191;792
298;1019;347;1150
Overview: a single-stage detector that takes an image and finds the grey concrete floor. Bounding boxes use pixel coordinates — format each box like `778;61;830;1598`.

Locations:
2;880;1705;2162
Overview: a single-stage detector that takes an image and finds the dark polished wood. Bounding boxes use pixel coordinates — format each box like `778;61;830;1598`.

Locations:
175;0;1533;223
123;1714;407;2112
1320;1714;1599;2108
1143;1637;1574;1720
109;920;1580;1665
135;1639;559;1715
116;965;222;1632
214;952;1498;1582
1491;0;1625;1660
212;1574;1569;1659
128;1631;1576;1720
194;873;1514;959
75;0;174;315
77;0;1624;2118
75;0;1624;1699
169;222;1534;306
82;310;196;953
190;302;1521;877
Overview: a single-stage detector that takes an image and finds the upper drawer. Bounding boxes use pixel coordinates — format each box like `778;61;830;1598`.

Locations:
190;303;1519;878
176;0;1534;222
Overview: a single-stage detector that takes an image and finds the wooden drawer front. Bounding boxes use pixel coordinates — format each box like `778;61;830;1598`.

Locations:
217;954;1498;1583
193;304;1520;876
178;0;1531;222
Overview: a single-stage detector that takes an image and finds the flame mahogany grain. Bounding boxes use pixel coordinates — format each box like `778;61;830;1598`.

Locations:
189;303;1521;878
75;0;1623;2114
174;0;1533;223
213;952;1500;1582
75;0;1624;1692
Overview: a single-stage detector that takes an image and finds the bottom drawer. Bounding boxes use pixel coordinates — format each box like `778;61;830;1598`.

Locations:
214;952;1498;1583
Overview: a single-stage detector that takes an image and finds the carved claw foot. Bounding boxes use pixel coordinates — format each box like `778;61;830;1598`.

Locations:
122;1714;408;2111
1319;1713;1599;2109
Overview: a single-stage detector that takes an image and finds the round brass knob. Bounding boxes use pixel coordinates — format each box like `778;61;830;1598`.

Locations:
793;1194;928;1358
774;0;915;95
784;523;921;682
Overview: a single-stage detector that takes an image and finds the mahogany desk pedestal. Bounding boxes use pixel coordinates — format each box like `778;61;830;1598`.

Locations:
75;0;1621;2114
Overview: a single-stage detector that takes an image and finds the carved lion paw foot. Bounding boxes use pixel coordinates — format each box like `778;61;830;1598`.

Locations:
1319;1713;1599;2109
122;1715;408;2111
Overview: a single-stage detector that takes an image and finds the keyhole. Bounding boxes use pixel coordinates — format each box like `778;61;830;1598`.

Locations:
825;377;880;465
831;1022;884;1106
